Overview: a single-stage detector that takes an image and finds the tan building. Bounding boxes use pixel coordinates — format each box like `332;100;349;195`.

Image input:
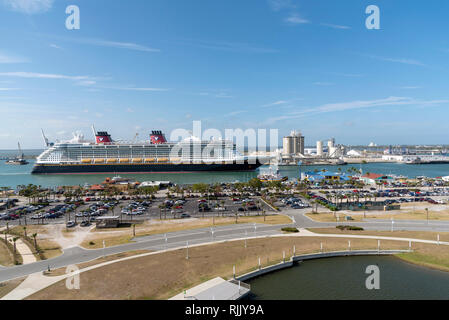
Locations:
282;130;304;155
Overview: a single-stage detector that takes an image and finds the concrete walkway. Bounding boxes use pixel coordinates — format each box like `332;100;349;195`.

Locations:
301;228;449;246
1;272;65;300
170;277;226;300
5;235;36;265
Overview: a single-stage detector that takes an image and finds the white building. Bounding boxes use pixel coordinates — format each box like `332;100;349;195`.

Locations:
346;149;362;157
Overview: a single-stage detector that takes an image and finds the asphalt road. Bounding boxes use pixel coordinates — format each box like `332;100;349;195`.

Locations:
286;208;449;232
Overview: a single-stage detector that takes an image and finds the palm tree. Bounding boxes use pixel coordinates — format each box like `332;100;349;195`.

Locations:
23;226;27;238
12;237;19;260
158;204;165;220
32;233;38;250
119;205;124;222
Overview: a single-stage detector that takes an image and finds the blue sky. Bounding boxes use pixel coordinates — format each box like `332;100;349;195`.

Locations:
1;0;449;149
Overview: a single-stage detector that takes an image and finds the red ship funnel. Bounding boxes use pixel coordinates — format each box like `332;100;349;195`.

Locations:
95;131;112;144
150;130;167;144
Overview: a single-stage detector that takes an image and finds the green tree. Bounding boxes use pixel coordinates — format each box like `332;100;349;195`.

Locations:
248;178;263;191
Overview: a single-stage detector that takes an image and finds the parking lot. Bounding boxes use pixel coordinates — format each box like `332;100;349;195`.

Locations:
0;195;275;228
307;187;449;210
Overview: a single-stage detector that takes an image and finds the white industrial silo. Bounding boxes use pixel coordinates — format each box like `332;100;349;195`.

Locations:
317;141;323;156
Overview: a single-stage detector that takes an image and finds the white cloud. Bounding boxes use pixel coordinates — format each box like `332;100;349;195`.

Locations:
262;100;288;107
126;108;134;113
114;87;169;92
0;87;20;91
285;13;309;25
267;0;296;12
76;80;97;86
215;93;233;98
0;52;28;64
321;23;351;29
400;86;422;90
367;55;426;67
313;82;334;86
49;44;62;49
266;96;449;123
327;72;363;78
271;100;288;105
0;71;90;81
74;38;160;53
226;110;247;117
2;0;53;14
185;39;278;54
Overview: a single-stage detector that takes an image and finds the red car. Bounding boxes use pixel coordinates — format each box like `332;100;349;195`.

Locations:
175;205;183;209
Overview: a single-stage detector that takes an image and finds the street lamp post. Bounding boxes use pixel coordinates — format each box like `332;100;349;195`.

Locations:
245;230;247;248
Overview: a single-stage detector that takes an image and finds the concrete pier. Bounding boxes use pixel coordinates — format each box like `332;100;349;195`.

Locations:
169;277;250;300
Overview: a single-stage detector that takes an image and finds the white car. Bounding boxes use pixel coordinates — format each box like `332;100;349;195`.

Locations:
66;221;76;228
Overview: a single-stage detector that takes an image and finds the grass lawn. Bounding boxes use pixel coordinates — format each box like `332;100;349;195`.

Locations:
308;228;449;242
29;236;416;300
306;212;364;222
0;240;15;266
44;250;151;277
306;210;449;222
81;215;292;249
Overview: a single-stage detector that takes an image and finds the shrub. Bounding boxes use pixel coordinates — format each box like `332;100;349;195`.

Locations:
336;225;364;231
89;241;95;245
281;227;299;233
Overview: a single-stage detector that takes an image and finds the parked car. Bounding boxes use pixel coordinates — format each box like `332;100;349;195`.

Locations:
80;221;91;227
66;221;76;228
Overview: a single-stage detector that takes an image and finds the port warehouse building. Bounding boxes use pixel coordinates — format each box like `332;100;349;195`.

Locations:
302;171;393;185
360;173;393;185
302;171;351;182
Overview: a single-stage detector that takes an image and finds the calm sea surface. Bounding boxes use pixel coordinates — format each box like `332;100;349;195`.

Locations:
1;149;449;188
247;255;449;300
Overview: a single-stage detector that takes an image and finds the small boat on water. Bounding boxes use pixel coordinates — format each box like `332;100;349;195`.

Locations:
103;175;137;185
336;158;347;165
5;142;29;165
257;165;288;183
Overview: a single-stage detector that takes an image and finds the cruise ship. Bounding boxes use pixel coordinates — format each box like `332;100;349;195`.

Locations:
31;128;265;174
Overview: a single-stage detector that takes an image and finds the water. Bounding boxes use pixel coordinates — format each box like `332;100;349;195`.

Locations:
290;162;449;179
0;159;260;188
1;149;449;188
247;256;449;300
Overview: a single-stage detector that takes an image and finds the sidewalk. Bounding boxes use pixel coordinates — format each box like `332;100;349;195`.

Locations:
5;235;37;265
